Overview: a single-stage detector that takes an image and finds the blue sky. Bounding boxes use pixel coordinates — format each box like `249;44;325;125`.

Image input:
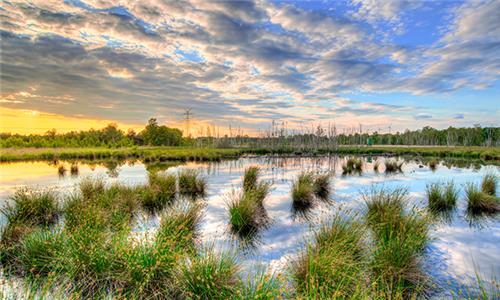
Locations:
0;0;499;134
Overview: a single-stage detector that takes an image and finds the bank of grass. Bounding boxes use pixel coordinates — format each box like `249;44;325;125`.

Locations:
2;145;499;163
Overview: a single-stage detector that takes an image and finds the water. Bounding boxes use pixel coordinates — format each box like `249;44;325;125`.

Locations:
0;156;499;297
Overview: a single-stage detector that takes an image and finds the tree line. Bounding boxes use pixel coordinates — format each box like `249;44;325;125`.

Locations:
1;120;498;148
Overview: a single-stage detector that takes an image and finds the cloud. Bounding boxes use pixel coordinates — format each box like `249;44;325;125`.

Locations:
414;113;432;120
453;114;464;119
0;0;499;133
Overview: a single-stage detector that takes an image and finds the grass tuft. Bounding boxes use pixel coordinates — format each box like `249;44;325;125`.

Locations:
465;182;499;214
426;181;458;212
180;249;240;299
142;173;177;211
312;173;332;200
2;188;60;227
342;157;363;175
481;172;497;196
292;215;366;298
384;159;403;173
291;172;315;206
178;169;207;198
243;166;260;193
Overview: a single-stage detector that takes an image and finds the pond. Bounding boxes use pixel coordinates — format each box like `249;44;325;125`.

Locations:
0;155;498;298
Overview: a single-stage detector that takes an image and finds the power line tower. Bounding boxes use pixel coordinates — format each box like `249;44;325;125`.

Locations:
184;108;192;138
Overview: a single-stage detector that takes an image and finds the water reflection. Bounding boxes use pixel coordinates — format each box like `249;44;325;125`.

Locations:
0;155;499;296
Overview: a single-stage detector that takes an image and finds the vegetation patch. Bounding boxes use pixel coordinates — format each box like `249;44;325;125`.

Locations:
426;181;458;212
342;157;363;175
465;182;499;214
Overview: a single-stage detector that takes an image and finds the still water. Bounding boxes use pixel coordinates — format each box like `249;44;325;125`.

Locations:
0;156;498;297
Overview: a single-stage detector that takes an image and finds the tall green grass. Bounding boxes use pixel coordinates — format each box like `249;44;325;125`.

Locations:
292;215;367;298
243;166;260;193
481;173;498;196
178;169;207;198
228;189;268;236
364;187;430;297
180;248;240;299
141;173;176;211
465;182;499;214
426;181;458;212
291;172;315;206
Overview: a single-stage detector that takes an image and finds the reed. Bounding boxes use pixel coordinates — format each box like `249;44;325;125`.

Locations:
243;166;260;193
291;172;315;206
481;173;498;196
426;181;458;211
178;169;207;198
465;182;499;214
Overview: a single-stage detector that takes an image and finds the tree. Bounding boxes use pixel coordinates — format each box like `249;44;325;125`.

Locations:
140;118;183;146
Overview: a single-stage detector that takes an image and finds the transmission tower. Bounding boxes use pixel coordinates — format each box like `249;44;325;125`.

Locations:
184;108;192;138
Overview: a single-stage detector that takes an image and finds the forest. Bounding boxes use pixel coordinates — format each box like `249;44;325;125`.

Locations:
1;119;499;149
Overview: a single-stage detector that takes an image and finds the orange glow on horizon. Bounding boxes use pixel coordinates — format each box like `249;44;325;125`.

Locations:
0;107;144;135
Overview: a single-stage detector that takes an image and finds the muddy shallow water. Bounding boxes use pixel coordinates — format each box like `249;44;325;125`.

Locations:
0;155;499;298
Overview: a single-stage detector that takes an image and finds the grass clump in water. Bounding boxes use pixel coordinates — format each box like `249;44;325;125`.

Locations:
342;157;363;175
141;173;177;211
481;172;498;196
291;172;315;207
227;189;269;237
465;182;499;214
363;187;430;297
426;181;458;212
292;215;367;298
2;188;60;227
180;248;240;299
243;166;260;193
312;173;332;200
384;159;403;173
178;169;207;198
428;159;438;171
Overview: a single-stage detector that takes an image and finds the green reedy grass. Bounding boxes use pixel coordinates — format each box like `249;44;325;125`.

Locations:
291;172;315;206
180;249;240;299
342;157;363;174
364;187;430;297
481;172;498;196
156;201;204;252
312;173;332;200
384;159;403;173
465;182;499;214
243;166;260;193
292;215;367;298
238;271;285;299
178;169;207;198
142;173;177;211
426;181;458;212
429;159;438;171
228;191;261;236
2;188;60;227
18;228;64;277
79;176;105;199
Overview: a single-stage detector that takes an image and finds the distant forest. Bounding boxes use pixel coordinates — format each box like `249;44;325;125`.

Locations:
1;118;499;148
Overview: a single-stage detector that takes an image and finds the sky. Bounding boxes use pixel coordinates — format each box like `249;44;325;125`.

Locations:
0;0;499;135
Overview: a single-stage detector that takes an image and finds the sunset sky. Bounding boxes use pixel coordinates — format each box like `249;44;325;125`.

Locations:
1;0;499;135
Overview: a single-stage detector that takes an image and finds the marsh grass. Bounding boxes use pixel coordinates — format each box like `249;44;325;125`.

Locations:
426;181;458;212
57;165;66;176
429;159;438;171
363;187;430;297
465;182;499;214
228;189;269;237
292;215;367;298
178;169;207;198
243;166;260;193
2;188;60;227
481;173;498;196
69;164;78;176
239;270;285;299
373;159;381;173
384;159;403;173
342;157;363;175
312;173;332;201
291;172;315;206
142;173;176;211
180;248;240;299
